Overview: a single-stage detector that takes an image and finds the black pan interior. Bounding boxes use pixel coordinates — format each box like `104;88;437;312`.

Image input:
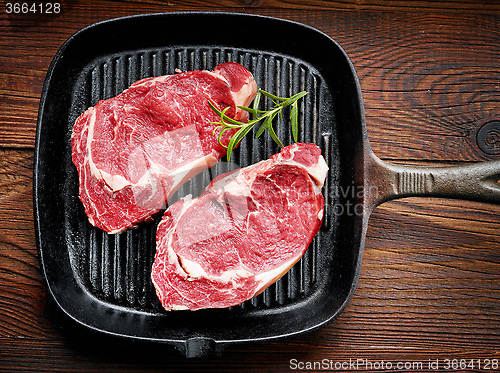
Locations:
35;12;367;355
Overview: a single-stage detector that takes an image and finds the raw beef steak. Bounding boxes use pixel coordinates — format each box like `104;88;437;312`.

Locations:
71;62;257;233
152;143;329;311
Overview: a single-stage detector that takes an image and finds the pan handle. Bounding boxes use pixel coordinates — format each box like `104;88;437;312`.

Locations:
366;151;500;210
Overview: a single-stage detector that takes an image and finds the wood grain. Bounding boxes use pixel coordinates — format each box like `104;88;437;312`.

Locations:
0;1;499;371
0;146;498;368
0;149;51;340
42;0;500;13
1;337;498;372
1;5;499;162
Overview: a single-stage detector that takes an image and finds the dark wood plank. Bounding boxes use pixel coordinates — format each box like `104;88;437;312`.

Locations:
0;330;499;372
360;198;500;349
0;149;34;251
0;149;57;340
33;0;500;13
0;147;498;369
350;13;500;162
256;0;500;13
1;5;499;162
299;10;500;162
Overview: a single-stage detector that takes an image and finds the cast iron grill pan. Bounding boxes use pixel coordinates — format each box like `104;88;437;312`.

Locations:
68;46;336;313
36;13;364;357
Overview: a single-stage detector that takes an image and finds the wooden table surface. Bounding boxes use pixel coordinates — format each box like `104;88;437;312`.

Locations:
1;1;499;371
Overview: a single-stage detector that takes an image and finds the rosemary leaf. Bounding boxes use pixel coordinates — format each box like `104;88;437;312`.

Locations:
282;91;308;107
259;90;288;101
226;124;255;161
255;115;271;139
209;88;308;161
291;101;299;143
216;126;230;149
226;128;242;162
208;101;242;128
252;90;262;120
266;116;284;148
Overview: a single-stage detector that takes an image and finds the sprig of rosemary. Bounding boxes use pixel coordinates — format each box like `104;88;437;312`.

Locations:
209;89;308;161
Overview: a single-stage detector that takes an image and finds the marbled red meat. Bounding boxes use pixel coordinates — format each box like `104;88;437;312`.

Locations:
151;143;329;311
71;62;257;233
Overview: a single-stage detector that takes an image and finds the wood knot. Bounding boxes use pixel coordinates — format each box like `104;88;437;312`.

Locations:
477;120;500;155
